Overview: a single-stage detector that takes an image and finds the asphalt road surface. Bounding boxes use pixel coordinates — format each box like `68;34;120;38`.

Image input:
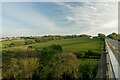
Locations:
105;38;120;65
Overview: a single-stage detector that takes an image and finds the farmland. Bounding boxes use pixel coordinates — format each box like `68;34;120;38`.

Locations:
1;36;104;80
2;37;103;52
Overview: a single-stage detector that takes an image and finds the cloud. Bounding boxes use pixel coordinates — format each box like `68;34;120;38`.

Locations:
84;20;118;35
55;2;118;35
103;20;118;29
2;2;118;37
1;0;120;2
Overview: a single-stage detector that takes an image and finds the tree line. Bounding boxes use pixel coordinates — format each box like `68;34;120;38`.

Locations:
3;32;119;48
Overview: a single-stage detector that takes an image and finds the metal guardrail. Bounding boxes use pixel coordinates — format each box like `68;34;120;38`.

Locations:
96;40;120;80
106;40;119;80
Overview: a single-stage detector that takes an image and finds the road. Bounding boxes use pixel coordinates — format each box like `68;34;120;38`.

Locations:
96;39;120;79
105;38;120;65
105;38;120;79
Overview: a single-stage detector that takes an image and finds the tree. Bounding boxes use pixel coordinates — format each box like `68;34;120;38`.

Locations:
107;32;118;39
98;33;106;40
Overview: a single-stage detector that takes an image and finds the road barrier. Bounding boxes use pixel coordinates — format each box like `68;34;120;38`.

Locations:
96;39;120;80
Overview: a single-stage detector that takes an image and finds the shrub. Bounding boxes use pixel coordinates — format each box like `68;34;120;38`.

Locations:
85;50;101;57
9;43;15;47
51;53;79;79
49;44;63;53
37;44;63;78
79;64;93;80
24;39;35;45
74;51;85;58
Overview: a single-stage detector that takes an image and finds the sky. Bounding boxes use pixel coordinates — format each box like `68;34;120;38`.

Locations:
1;0;118;37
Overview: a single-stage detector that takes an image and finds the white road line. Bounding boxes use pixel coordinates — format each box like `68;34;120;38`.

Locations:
107;42;118;51
106;42;119;79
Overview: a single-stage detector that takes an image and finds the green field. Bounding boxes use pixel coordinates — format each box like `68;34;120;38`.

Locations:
0;39;25;49
2;37;104;79
2;37;103;53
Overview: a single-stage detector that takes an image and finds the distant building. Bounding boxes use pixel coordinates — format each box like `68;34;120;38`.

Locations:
0;37;21;41
90;36;93;39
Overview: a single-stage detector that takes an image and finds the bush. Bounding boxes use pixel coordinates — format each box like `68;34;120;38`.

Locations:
37;44;64;78
85;50;101;57
24;39;35;45
49;44;63;53
9;43;15;47
50;53;79;79
74;50;101;59
74;51;85;58
2;50;16;58
79;64;93;80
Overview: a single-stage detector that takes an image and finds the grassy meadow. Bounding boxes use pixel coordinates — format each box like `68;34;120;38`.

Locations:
1;36;104;79
2;37;103;52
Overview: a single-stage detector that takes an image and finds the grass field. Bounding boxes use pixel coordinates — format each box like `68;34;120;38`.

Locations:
2;37;104;53
0;39;25;49
2;37;104;79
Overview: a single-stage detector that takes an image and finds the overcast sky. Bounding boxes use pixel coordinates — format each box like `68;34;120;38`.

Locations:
1;0;118;37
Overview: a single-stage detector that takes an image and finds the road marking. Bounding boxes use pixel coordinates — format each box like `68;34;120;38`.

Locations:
107;42;119;52
111;46;116;49
117;51;119;53
105;42;119;79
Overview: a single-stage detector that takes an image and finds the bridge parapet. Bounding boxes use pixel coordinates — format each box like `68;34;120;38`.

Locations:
105;40;119;80
96;39;120;80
